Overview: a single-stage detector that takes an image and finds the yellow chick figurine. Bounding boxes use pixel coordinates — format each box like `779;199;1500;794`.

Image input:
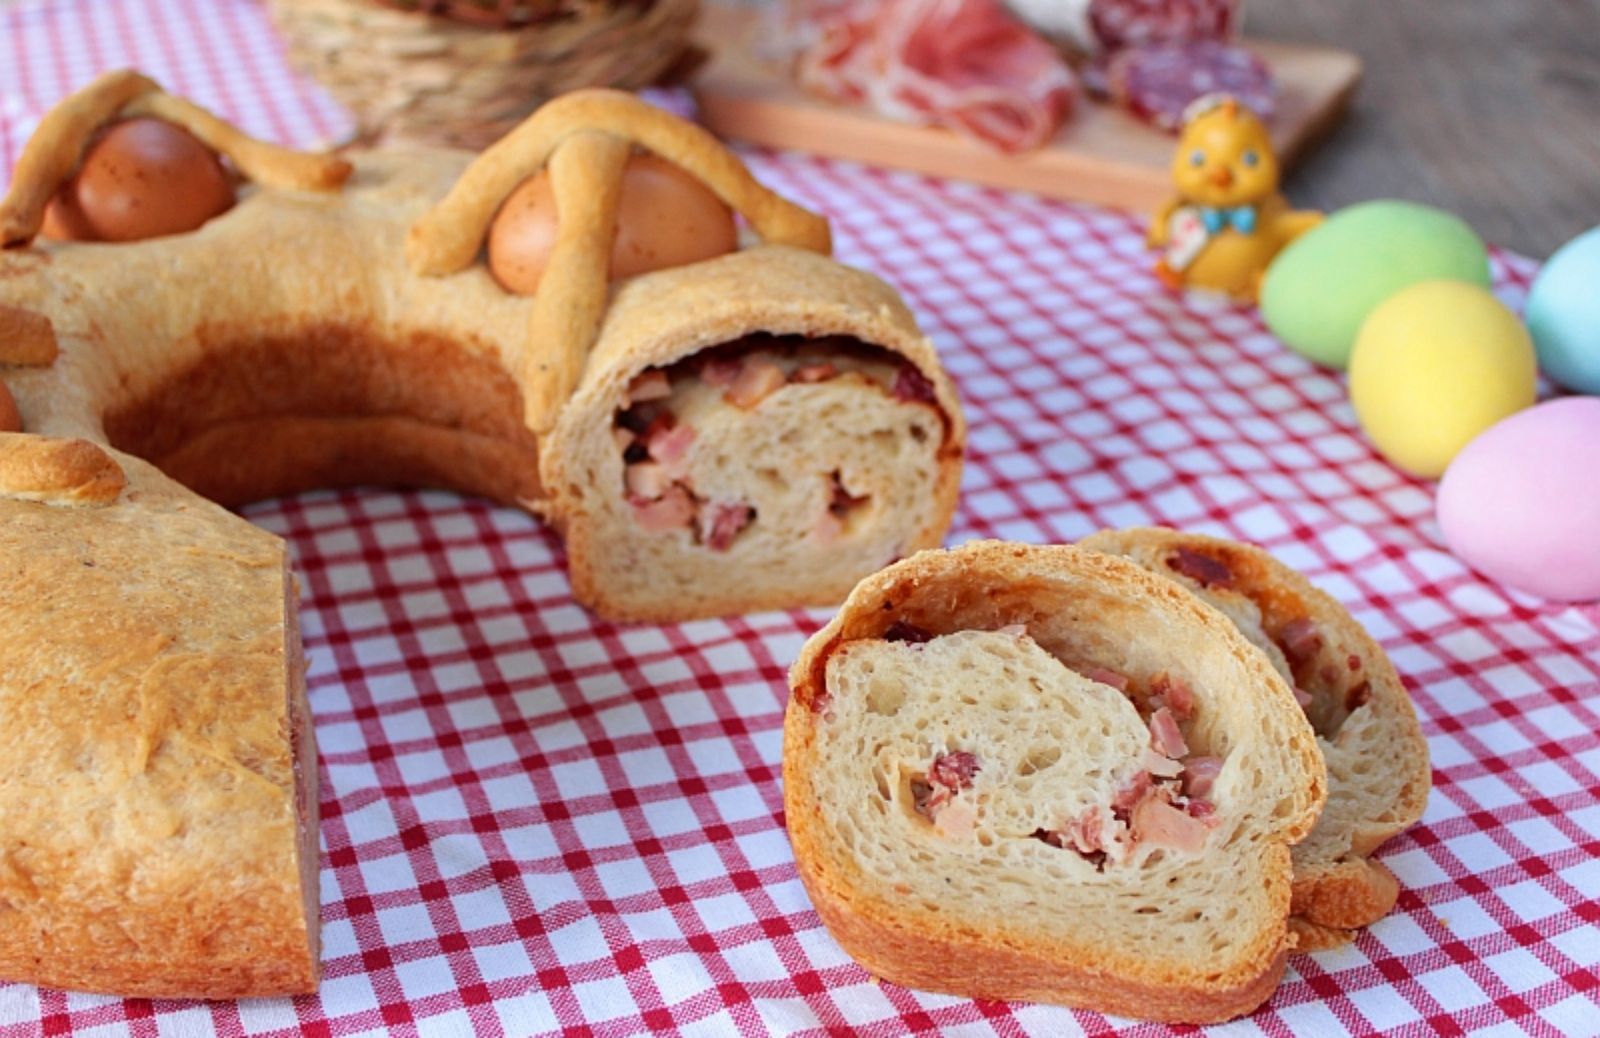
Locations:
1147;95;1322;301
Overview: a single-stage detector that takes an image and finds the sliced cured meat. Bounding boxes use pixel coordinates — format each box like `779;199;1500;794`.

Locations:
1088;0;1240;52
1278;616;1324;666
791;361;838;383
701;502;756;551
630;485;697;532
1084;665;1130;692
725;359;788;409
1108;39;1276;132
1167;545;1233;588
794;0;1077;153
1148;706;1189;758
1182;755;1223;798
892;364;938;403
1131;791;1210;852
929;750;982;791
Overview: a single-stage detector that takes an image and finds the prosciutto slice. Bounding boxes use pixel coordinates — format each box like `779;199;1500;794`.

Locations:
794;0;1077;153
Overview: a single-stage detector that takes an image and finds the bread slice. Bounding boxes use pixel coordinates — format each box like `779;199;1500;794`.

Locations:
0;448;319;997
785;541;1326;1023
1079;528;1430;942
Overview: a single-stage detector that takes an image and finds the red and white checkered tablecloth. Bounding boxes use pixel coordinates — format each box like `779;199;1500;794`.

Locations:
3;2;1598;1035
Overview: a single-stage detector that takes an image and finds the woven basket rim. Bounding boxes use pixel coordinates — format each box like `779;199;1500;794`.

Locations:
369;0;661;29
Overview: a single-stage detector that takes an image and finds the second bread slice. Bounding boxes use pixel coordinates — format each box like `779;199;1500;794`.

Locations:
1080;527;1431;946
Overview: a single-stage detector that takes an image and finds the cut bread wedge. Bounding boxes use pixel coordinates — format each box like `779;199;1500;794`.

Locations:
1080;528;1430;945
784;541;1327;1023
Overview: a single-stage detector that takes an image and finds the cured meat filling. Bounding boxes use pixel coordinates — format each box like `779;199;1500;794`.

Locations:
1162;545;1372;737
879;623;1226;864
615;334;943;550
1028;663;1222;863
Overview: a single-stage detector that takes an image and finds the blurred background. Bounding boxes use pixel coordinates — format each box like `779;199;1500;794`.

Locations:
1247;1;1599;258
2;0;1595;256
719;0;1600;258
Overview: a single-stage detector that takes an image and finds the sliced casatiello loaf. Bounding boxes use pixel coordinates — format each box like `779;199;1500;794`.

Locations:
785;542;1327;1023
541;247;964;621
1079;528;1430;946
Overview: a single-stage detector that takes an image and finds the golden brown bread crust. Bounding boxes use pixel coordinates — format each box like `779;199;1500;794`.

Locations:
120;90;353;192
98;321;542;508
796;860;1290;1023
1290;857;1401;931
3;81;954;620
0;304;60;366
0;455;318;998
0;433;126;504
785;542;1327;1023
3;150;958;619
1288;916;1356;952
1078;527;1431;939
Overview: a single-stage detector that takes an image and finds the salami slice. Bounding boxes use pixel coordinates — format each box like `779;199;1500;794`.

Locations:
1088;0;1240;51
1108;39;1276;132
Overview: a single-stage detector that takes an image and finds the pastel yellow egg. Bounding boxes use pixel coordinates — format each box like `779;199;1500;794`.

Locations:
1348;281;1536;478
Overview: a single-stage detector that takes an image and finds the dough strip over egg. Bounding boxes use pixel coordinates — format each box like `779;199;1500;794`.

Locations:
0;70;157;247
406;88;834;435
405;88;832;277
519;130;629;432
121;92;352;193
0;68;351;248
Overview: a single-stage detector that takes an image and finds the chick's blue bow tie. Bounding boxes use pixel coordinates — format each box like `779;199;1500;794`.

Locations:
1199;205;1257;234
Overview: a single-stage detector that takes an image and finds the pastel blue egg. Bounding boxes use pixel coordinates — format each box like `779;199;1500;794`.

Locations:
1526;226;1600;394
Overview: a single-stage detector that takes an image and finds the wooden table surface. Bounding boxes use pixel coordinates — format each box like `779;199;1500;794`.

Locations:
1251;0;1600;259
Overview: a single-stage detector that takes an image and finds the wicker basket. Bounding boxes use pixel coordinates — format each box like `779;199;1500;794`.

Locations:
267;0;701;150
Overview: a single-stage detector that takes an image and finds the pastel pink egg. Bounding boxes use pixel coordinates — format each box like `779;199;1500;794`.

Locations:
1437;397;1600;602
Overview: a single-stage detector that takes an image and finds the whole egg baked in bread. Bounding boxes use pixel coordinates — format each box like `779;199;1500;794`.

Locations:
784;542;1327;1023
0;72;964;997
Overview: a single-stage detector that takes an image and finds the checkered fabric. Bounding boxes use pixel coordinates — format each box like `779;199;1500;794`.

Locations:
2;2;1598;1035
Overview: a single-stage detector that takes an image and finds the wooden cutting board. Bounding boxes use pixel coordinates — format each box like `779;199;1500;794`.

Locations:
690;5;1362;213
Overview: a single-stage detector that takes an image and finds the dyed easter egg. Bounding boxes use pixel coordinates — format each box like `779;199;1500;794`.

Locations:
1261;200;1491;369
1438;397;1600;601
1348;281;1535;478
1525;226;1600;394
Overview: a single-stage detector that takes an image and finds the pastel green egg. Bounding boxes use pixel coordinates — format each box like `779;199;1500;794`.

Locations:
1261;200;1491;369
1348;280;1535;479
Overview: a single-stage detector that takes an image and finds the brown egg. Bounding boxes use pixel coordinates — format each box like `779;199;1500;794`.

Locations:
42;117;235;243
0;380;20;433
487;152;738;296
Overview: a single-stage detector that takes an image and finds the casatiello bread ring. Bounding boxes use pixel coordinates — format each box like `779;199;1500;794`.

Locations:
0;74;963;998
